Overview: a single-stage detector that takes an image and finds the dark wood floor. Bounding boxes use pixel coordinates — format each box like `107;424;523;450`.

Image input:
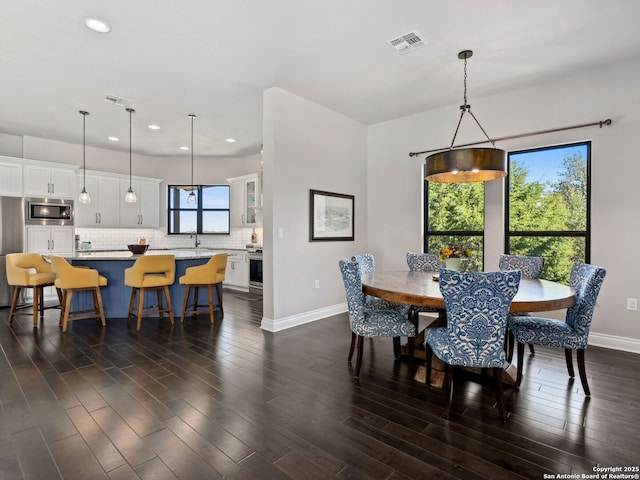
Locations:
1;293;638;480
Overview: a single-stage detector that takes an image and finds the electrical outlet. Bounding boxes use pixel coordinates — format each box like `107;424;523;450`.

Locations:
314;279;320;289
627;298;638;311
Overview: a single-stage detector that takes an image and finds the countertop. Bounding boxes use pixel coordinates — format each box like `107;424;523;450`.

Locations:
67;248;235;261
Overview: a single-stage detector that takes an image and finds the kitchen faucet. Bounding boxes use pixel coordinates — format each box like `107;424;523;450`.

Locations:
190;231;201;248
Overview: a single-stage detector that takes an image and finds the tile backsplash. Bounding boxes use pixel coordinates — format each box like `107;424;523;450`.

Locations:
75;227;263;251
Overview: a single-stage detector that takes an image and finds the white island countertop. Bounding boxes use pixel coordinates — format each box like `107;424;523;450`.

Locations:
68;249;231;261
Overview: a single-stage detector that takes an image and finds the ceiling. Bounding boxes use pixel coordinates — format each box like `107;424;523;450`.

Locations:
1;0;640;158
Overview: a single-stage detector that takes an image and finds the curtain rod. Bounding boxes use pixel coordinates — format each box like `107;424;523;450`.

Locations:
408;118;612;157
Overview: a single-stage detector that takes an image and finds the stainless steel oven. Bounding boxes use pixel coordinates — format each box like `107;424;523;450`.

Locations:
248;250;263;295
25;197;74;225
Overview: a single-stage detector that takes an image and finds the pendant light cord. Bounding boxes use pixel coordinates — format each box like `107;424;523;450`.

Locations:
127;108;134;188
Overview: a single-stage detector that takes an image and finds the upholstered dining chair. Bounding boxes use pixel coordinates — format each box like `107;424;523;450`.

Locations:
350;253;410;360
124;254;176;331
6;252;60;327
339;258;416;378
406;252;443;272
499;254;545;359
50;256;107;333
424;269;521;421
179;253;227;323
509;263;606;396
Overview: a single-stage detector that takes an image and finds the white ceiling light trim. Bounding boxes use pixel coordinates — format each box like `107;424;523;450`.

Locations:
148;124;160;130
225;138;236;143
85;18;111;33
108;136;119;142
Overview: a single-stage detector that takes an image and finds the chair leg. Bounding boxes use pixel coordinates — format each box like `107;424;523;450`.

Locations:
95;287;106;327
156;289;164;321
127;289;137;325
407;336;415;379
348;332;356;362
163;286;174;323
576;349;590;396
565;349;575;378
137;288;146;331
181;285;191;323
528;344;536;355
32;286;40;326
58;289;65;325
62;290;73;333
493;367;508;422
393;337;401;358
207;285;214;323
8;287;21;325
354;336;364;378
442;364;454;419
515;342;525;387
506;329;515;362
214;283;224;318
425;342;433;386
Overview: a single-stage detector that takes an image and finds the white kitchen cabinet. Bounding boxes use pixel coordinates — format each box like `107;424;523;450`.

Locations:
119;178;160;228
74;173;121;227
225;251;249;290
24;163;76;198
228;173;260;227
0;156;23;197
27;225;74;254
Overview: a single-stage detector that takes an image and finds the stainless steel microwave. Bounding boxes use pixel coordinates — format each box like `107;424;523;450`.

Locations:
25;198;74;226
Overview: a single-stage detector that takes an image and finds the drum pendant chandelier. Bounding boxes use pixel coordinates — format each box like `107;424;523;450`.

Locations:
425;50;506;183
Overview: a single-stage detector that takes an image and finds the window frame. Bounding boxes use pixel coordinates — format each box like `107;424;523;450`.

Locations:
504;140;591;265
423;179;486;271
167;184;231;235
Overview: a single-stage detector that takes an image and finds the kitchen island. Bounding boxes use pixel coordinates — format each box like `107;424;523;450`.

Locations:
67;249;228;319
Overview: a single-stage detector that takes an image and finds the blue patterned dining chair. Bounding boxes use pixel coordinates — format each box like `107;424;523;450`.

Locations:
499;254;545;359
509;263;606;396
424;269;521;421
351;253;410;360
406;252;443;272
339;258;416;378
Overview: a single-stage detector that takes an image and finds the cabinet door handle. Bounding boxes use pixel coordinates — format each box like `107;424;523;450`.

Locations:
51;183;54;194
47;183;51;194
95;213;98;223
98;213;101;223
51;240;54;250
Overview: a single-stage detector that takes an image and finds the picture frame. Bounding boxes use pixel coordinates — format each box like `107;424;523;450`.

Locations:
309;189;354;241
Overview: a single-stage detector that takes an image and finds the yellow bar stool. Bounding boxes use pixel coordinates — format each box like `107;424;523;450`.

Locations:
6;253;61;327
50;256;107;333
179;253;227;323
124;255;176;331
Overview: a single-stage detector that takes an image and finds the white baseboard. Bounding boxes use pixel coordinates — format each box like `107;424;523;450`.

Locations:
261;303;347;332
589;332;640;354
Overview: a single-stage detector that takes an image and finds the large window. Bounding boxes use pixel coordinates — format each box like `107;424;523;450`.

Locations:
167;185;230;235
425;181;484;271
506;142;590;283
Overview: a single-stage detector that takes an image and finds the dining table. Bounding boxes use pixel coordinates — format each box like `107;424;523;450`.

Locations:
361;270;577;383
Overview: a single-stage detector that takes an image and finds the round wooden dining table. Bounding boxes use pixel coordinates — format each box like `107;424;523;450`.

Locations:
362;270;576;314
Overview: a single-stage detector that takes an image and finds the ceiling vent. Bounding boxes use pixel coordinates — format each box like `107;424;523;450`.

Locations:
386;30;426;54
104;94;132;107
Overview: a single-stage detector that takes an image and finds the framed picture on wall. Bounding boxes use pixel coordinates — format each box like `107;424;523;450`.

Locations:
309;189;354;241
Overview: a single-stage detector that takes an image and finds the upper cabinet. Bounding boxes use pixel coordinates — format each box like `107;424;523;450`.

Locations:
75;173;121;227
228;173;261;226
23;162;76;199
119;178;161;228
75;170;161;228
0;156;23;197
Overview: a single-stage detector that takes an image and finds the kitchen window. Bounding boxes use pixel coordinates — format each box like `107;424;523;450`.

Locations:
167;185;230;235
424;180;485;271
505;141;590;284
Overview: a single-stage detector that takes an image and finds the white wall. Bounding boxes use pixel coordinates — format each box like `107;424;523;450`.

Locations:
261;87;368;331
368;57;640;352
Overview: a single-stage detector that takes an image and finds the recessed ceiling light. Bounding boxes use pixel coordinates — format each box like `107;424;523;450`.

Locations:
148;124;160;130
225;138;236;143
108;136;119;142
180;146;189;151
85;18;111;33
